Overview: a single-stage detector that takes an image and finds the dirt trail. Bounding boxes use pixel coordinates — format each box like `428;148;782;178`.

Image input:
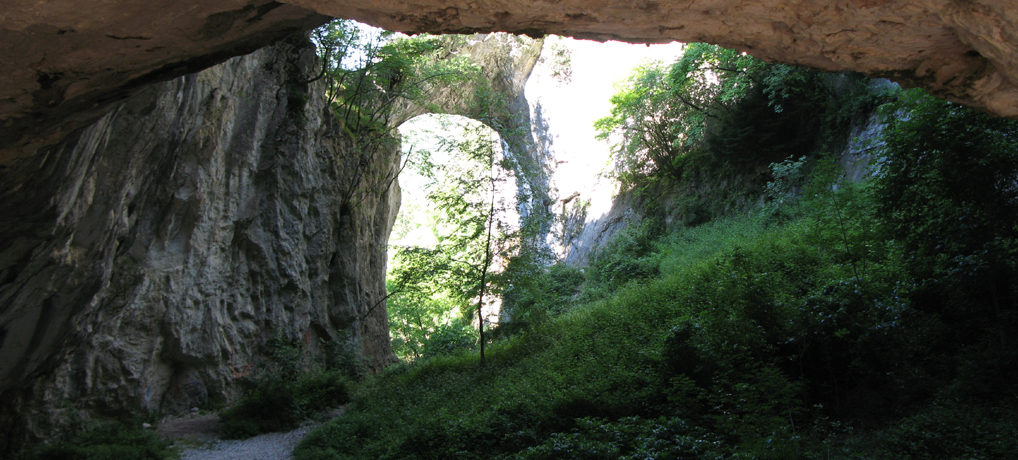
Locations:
157;409;342;460
175;424;317;460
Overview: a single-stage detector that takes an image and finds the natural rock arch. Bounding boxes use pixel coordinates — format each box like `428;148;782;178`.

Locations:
0;32;548;453
392;33;554;239
2;0;1017;164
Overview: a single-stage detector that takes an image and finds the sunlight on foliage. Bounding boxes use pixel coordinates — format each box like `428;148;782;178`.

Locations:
387;119;519;362
296;80;1018;460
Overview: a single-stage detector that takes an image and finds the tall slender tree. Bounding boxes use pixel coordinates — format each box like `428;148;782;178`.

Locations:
388;117;519;363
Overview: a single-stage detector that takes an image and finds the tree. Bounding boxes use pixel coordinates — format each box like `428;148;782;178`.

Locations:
388;118;520;364
311;21;479;132
594;43;764;188
872;89;1018;355
308;21;484;219
594;43;884;195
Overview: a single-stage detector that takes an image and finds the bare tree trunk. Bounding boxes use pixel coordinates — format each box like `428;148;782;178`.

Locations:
476;152;498;366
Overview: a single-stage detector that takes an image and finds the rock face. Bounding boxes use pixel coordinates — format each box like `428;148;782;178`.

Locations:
395;34;553;237
299;0;1018;118
0;0;329;164
0;39;400;448
2;0;1018;161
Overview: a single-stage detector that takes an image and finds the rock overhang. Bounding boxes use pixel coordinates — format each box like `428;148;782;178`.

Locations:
1;0;1017;159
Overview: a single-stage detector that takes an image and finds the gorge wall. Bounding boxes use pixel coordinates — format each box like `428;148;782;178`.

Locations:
0;26;558;451
2;0;1017;451
0;39;400;448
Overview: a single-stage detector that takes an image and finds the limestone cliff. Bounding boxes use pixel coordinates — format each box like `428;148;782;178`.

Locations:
0;38;400;448
395;34;554;242
560;81;898;267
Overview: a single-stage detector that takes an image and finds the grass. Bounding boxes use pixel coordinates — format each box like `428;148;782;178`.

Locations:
12;420;175;460
294;213;814;459
295;193;1018;459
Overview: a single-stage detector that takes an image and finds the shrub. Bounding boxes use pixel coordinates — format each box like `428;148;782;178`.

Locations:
498;262;586;331
220;370;351;439
14;421;173;460
873;403;1018;459
586;218;661;293
872;89;1018;369
219;336;353;440
514;416;727;460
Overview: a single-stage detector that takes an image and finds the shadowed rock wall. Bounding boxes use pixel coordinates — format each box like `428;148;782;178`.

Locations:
0;39;399;449
0;0;329;165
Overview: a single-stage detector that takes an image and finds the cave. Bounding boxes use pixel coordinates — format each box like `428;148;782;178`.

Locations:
2;0;1017;454
3;0;1017;166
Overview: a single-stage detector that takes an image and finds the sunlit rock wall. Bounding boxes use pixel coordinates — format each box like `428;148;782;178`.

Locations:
523;38;686;260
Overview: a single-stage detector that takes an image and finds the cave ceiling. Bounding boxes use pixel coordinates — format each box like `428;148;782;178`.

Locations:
2;0;1017;163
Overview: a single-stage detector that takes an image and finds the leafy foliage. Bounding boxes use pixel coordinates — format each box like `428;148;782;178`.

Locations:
585;218;662;294
312;22;479;133
871;89;1018;400
219;337;352;439
299;83;1018;460
387;120;520;362
13;421;173;460
387;273;475;362
594;44;764;187
595;43;888;209
537;35;573;86
310;22;487;227
872;403;1018;459
594;44;765;185
495;262;586;333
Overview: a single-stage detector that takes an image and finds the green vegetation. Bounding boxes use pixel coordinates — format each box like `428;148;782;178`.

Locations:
215;22;547;440
293;42;1018;459
12;421;173;460
594;44;764;186
386;113;556;362
213;20;462;440
30;34;1007;460
307;20;493;231
218;337;353;439
310;21;479;132
387;119;518;362
594;43;887;227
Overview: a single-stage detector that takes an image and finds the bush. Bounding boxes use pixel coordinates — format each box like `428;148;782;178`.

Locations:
220;378;300;439
422;319;476;358
219;337;353;440
872;90;1018;370
873;403;1018;459
498;263;586;331
514;416;727;460
14;421;173;460
586;218;661;293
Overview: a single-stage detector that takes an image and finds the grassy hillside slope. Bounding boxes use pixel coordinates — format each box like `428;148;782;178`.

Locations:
294;89;1018;459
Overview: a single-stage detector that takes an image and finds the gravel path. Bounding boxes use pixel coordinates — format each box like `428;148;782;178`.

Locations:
159;408;343;460
177;423;318;460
